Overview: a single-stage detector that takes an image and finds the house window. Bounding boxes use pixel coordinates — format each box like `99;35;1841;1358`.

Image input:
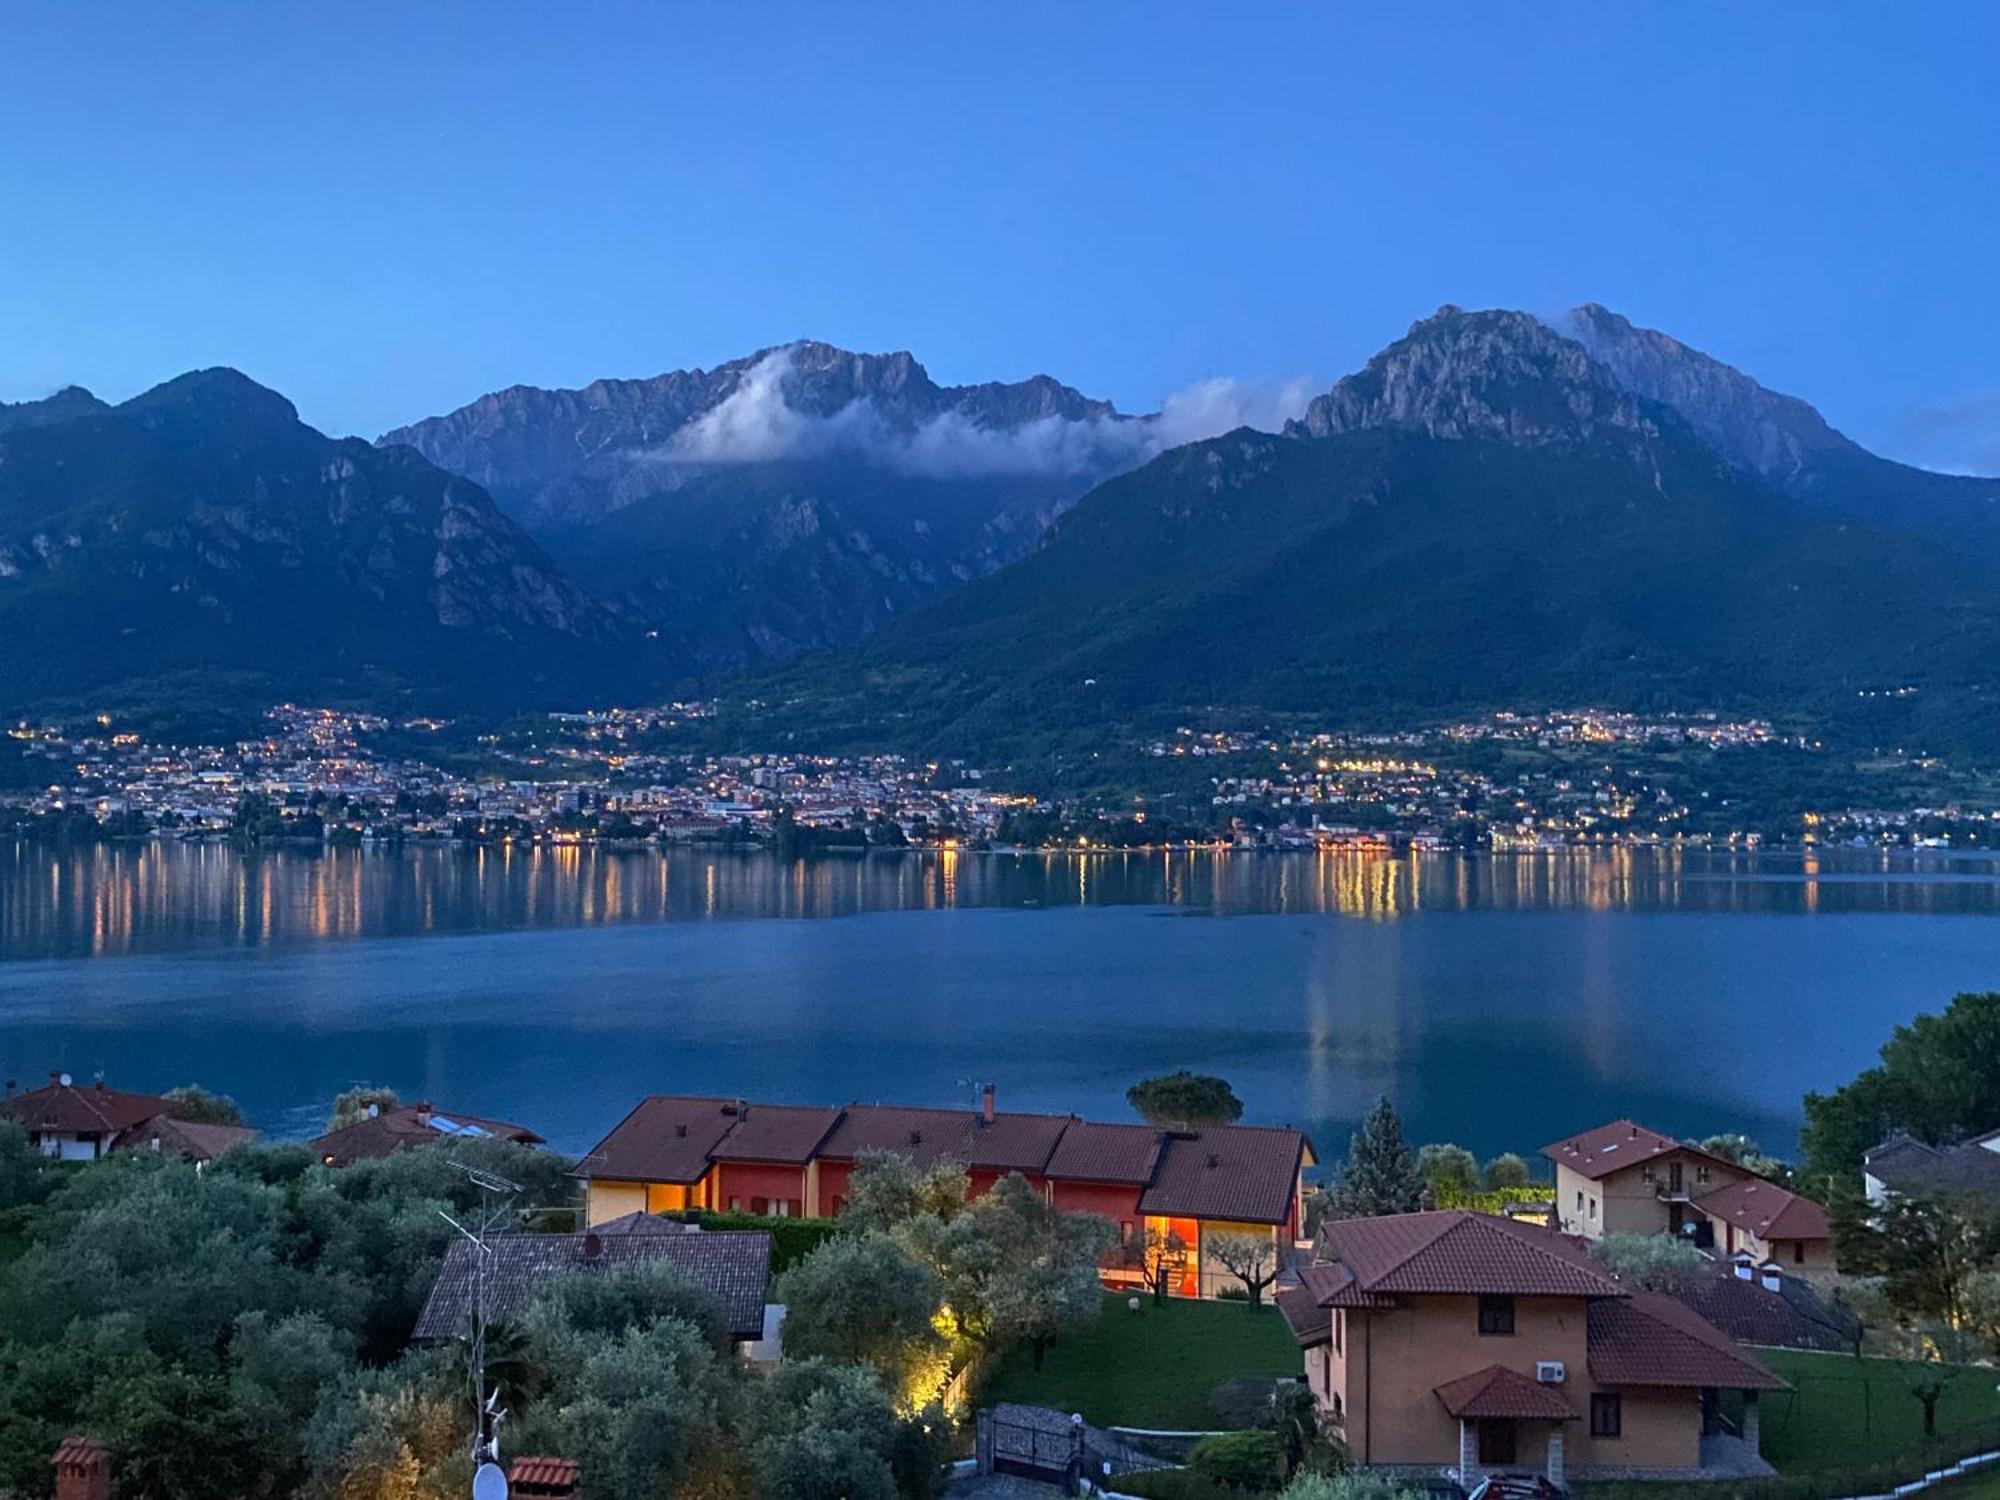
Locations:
728;1197;743;1212
1641;1164;1656;1183
750;1197;770;1215
1588;1196;1598;1220
1331;1391;1343;1420
1333;1310;1342;1354
1575;1190;1584;1213
1696;1164;1712;1185
1793;1241;1805;1265
1478;1419;1517;1466
1591;1393;1623;1437
1121;1220;1136;1241
1477;1295;1515;1336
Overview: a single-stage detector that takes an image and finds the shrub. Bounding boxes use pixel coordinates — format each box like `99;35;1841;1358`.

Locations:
1589;1231;1706;1292
1187;1430;1283;1491
661;1208;841;1271
1275;1474;1426;1500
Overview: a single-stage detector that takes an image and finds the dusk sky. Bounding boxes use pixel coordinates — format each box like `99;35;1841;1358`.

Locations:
3;3;1995;471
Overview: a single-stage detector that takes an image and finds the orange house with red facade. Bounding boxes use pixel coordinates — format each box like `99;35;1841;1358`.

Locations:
575;1088;1314;1299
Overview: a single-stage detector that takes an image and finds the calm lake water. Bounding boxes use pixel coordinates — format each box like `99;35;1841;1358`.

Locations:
2;842;1996;1161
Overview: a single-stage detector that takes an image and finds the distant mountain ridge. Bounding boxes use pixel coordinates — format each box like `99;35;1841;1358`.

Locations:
744;306;2000;757
379;340;1153;668
0;369;650;722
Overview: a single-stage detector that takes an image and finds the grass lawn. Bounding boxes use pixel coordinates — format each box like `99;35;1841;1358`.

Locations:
1743;1348;2000;1475
980;1293;1301;1430
1929;1470;2000;1500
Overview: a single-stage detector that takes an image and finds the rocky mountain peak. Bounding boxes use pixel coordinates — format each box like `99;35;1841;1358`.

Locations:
1286;304;1658;449
0;384;111;436
120;367;302;431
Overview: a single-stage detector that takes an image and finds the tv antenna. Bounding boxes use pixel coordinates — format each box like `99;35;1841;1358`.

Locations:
438;1161;524;1500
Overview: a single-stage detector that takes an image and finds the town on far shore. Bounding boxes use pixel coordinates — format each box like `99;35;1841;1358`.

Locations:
5;989;1996;1500
7;698;1999;854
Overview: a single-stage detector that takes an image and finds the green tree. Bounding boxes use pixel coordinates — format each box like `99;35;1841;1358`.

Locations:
1589;1231;1706;1292
1899;1325;1982;1436
1877;1194;1997;1327
1319;1098;1424;1221
1698;1133;1793;1185
1415;1144;1479;1199
839;1151;969;1233
162;1085;246;1127
1801;992;2000;1191
1481;1153;1531;1191
1126;1072;1245;1128
1206;1231;1281;1309
774;1232;944;1391
942;1174;1114;1369
753;1359;944;1500
327;1086;401;1131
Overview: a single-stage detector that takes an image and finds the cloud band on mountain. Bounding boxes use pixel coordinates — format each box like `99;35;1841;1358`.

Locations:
666;348;1314;479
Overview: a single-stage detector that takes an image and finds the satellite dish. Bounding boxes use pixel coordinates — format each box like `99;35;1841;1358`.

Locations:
58;1073;73;1087
472;1463;508;1500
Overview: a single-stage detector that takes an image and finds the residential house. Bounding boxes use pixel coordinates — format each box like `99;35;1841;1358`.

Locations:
311;1102;545;1166
0;1072;256;1163
411;1221;773;1346
1662;1257;1859;1354
1541;1120;1832;1270
1276;1210;1784;1487
1865;1128;2000;1208
575;1088;1314;1298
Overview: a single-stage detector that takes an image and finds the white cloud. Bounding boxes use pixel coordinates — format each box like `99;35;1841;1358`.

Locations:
660;346;1317;481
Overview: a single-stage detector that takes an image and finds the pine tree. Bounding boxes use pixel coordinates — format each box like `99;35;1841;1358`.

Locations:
1320;1096;1426;1221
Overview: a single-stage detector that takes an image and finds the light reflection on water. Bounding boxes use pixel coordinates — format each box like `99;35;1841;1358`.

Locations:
5;842;2000;962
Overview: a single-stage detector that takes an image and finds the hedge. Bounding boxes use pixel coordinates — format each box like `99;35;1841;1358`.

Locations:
656;1208;843;1271
1431;1182;1556;1215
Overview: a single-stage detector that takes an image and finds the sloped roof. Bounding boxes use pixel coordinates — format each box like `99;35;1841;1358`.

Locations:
1866;1128;2000;1198
1140;1126;1308;1225
1694;1178;1830;1243
708;1104;842;1164
1541;1119;1732;1181
1587;1289;1786;1390
576;1096;740;1183
1434;1364;1578;1421
1044;1121;1166;1183
1;1077;170;1136
821;1105;1073;1173
1276;1285;1332;1348
312;1103;544;1165
508;1458;578;1492
1321;1211;1627;1298
1664;1263;1858;1353
112;1115;258;1163
411;1228;772;1342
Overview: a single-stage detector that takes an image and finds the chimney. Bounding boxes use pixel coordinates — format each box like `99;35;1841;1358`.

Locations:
507;1457;579;1500
580;1233;603;1261
414;1102;432;1126
53;1437;110;1500
675;1122;688;1138
982;1084;996;1124
1628;1124;1638;1138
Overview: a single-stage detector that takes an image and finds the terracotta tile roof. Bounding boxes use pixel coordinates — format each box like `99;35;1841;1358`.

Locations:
1693;1178;1831;1243
1664;1262;1858;1353
708;1104;842;1164
576;1096;740;1183
821;1105;1073;1173
111;1116;259;1163
1321;1211;1626;1298
1276;1285;1332;1347
1297;1255;1395;1308
576;1092;1312;1223
1139;1126;1308;1225
1434;1364;1578;1421
1540;1119;1730;1181
1;1077;171;1137
1044;1121;1166;1183
412;1228;772;1343
508;1457;578;1492
589;1210;702;1237
1587;1289;1786;1390
311;1104;544;1165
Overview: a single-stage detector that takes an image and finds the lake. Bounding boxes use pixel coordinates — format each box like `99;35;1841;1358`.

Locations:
1;841;1995;1162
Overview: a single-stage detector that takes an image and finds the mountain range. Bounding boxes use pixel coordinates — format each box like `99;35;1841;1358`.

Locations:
3;307;1995;752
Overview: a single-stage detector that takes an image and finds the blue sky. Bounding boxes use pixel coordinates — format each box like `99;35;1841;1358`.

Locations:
2;3;1994;471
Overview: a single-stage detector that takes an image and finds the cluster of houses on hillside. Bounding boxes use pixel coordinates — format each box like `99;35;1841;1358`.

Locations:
19;1068;1986;1494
